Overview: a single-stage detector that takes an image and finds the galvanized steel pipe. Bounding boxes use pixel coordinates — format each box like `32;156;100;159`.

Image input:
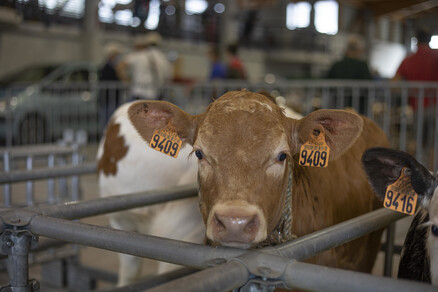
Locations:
284;261;438;292
266;208;405;261
0;162;97;184
32;184;198;220
27;214;245;268
146;261;249;292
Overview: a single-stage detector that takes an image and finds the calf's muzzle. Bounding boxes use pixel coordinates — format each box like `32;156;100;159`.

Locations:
207;203;266;247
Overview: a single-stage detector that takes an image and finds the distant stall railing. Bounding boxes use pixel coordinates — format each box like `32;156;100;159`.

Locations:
1;80;437;168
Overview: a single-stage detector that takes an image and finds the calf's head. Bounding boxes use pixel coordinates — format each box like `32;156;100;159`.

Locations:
128;90;363;248
362;148;438;245
362;148;438;211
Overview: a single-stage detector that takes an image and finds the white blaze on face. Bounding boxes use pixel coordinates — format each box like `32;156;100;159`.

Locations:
428;187;438;285
217;98;273;114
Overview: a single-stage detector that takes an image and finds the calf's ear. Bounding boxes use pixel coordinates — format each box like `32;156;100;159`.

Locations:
128;100;201;145
361;147;436;205
294;109;363;160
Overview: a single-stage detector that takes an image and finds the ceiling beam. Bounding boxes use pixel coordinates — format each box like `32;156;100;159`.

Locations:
385;0;438;20
365;0;435;16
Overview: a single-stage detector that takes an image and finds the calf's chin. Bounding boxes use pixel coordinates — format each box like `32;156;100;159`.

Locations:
206;201;267;248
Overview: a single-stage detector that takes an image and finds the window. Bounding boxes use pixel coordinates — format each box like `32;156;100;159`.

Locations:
314;0;338;35
144;0;160;29
286;1;338;35
286;2;311;30
431;35;438;49
37;0;85;18
185;0;208;15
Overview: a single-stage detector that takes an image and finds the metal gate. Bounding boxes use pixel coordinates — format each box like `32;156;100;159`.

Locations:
1;80;438;291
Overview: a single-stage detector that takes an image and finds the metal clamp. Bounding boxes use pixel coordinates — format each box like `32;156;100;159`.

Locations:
0;209;40;292
0;209;39;255
0;279;40;292
230;252;294;292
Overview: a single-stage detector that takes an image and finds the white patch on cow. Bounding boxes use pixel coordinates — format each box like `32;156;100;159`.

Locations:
98;102;197;199
428;187;438;285
216;98;273;114
276;96;303;120
97;102;203;285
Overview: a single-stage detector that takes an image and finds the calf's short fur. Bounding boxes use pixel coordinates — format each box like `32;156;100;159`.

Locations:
128;90;389;276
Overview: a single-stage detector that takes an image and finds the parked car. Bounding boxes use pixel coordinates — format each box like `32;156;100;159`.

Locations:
0;62;129;145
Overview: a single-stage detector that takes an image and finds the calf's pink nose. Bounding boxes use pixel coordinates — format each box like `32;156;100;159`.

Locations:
212;212;260;243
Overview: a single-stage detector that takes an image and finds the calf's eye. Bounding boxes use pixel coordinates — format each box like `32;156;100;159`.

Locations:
277;153;287;162
195;150;204;160
431;225;438;237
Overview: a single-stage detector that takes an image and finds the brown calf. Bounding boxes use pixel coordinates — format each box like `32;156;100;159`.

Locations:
128;90;389;273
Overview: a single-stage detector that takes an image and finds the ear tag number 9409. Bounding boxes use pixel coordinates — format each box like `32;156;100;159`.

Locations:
299;131;330;168
149;128;182;158
384;167;418;215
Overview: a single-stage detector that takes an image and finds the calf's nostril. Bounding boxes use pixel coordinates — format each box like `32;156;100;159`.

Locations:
244;215;259;234
214;214;226;232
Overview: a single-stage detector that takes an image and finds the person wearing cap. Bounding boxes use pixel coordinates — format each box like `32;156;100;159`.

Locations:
98;42;124;130
117;32;172;100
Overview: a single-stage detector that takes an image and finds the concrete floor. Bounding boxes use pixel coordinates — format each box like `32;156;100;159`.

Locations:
0;143;414;291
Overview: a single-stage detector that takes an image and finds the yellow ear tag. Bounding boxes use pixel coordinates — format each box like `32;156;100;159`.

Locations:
383;167;418;215
149;128;182;158
299;131;330;167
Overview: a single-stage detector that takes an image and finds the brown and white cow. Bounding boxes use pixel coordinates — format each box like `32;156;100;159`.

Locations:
127;89;389;273
97;102;203;286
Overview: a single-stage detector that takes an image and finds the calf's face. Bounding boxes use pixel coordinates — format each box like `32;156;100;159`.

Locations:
128;91;363;248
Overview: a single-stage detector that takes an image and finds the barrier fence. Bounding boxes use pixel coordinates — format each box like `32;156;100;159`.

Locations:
1;80;438;291
1;80;438;169
0;183;437;291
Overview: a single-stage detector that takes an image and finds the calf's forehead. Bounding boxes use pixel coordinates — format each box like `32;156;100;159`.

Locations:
196;95;289;155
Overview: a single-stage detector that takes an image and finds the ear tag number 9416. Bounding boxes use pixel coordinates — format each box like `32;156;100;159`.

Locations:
384;167;418;215
149;128;182;158
299;131;330;168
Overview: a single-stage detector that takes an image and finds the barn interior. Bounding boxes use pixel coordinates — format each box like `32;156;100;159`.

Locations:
0;0;437;291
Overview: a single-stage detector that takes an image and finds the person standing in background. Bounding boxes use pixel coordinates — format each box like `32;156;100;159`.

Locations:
208;46;226;80
117;32;172;101
98;42;124;130
393;29;438;157
225;43;246;79
327;36;372;80
326;36;372;113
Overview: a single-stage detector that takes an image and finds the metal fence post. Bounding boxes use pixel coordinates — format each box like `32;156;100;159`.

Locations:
3;151;11;207
0;215;39;292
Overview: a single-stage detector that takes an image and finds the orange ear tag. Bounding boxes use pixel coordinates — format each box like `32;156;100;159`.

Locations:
383;167;418;215
149;128;182;158
299;132;330;168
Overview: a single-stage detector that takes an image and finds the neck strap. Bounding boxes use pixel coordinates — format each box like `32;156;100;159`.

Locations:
254;161;296;248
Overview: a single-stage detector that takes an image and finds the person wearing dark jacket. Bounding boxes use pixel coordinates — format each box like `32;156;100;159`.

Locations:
98;42;124;131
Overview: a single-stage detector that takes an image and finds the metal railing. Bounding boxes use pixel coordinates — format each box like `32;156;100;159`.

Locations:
0;142;90;208
0;184;436;291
